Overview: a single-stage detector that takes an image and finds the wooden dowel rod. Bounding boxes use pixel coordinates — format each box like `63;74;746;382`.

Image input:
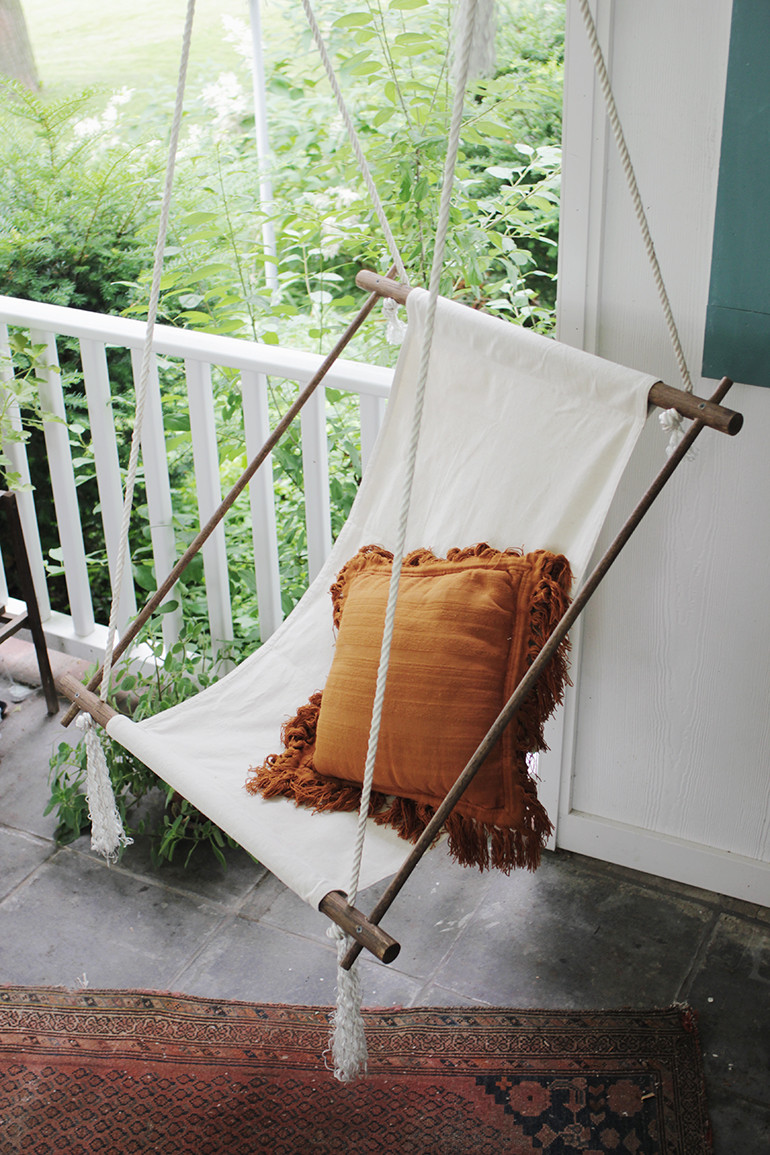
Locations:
60;673;118;728
61;265;398;728
354;271;743;437
356;270;410;306
647;380;742;436
318;890;401;964
341;377;734;970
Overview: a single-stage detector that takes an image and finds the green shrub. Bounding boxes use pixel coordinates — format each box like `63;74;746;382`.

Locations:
47;615;251;868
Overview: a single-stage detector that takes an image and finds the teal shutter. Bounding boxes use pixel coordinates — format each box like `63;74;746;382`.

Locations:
702;0;770;388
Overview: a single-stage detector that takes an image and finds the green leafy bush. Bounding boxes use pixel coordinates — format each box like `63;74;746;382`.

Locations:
47;614;250;868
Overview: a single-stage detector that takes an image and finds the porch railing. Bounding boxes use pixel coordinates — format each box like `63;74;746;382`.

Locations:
0;294;393;661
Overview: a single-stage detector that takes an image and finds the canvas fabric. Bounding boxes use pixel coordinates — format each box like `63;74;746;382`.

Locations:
108;289;654;908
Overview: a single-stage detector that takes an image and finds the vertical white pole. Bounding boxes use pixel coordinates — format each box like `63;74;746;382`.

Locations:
130;347;182;651
185;358;234;650
300;383;332;584
248;0;279;291
80;338;137;631
241;369;283;640
30;329;95;637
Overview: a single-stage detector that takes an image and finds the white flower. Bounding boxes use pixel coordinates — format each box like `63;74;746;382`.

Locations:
110;87;134;107
72;88;134;146
221;16;253;68
73;116;102;139
201;72;250;138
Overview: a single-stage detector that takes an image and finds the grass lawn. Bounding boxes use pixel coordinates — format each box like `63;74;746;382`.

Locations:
22;0;287;95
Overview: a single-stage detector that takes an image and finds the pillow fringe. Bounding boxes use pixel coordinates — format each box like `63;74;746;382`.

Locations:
374;794;552;873
514;550;573;758
246;692;389;816
248;710;552;873
246;544;571;873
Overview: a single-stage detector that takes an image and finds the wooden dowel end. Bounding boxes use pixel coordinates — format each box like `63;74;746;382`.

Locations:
355;269;410;305
648;380;741;435
60;674;118;729
318;890;401;965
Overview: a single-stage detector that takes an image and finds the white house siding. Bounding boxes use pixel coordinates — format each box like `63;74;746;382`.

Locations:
546;0;770;903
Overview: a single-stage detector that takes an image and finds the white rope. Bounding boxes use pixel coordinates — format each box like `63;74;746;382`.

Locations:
101;0;196;700
80;0;196;861
349;0;485;909
455;0;496;79
576;0;693;454
329;0;484;1085
301;0;409;288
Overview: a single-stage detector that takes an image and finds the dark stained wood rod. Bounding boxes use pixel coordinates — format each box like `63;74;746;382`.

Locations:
1;490;59;715
318;890;401;964
61;265;398;728
0;612;28;644
354;271;743;436
340;376;735;970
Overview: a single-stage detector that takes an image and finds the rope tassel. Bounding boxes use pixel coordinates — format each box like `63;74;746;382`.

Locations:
76;714;133;862
328;925;368;1082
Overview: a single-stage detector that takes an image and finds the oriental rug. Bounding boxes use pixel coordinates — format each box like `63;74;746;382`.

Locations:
0;989;711;1155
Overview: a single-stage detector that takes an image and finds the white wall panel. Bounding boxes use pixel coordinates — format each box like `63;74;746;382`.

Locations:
559;1;770;895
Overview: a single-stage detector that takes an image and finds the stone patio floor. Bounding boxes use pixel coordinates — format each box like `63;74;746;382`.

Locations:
0;639;767;1152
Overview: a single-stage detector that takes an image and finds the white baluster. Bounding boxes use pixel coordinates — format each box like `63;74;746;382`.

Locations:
80;338;137;632
300;383;332;584
185;358;234;651
241;370;282;640
130;348;182;650
30;328;94;637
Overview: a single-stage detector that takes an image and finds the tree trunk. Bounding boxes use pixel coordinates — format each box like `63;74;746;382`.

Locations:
0;0;39;90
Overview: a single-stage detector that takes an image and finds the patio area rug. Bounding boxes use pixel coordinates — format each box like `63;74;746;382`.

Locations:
0;988;711;1154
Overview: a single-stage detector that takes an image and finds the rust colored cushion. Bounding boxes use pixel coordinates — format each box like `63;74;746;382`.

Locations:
247;544;572;872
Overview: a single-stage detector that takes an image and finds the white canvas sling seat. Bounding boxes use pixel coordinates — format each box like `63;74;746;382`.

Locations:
83;287;662;910
61;284;742;970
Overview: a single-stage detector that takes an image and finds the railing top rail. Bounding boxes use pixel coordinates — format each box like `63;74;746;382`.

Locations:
0;294;394;396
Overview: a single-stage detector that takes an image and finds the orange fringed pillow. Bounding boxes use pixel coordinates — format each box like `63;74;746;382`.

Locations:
247;543;572;872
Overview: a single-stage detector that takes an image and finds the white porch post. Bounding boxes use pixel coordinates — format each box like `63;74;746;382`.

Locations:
248;0;278;292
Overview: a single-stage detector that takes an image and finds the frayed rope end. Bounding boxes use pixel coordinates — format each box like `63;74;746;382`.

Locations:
327;924;368;1083
76;714;133;863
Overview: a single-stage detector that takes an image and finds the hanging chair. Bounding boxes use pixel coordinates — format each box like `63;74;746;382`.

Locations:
56;0;745;1081
61;280;742;926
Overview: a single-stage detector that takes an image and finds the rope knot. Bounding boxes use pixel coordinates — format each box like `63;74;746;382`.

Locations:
383;297;407;345
659;407;695;460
